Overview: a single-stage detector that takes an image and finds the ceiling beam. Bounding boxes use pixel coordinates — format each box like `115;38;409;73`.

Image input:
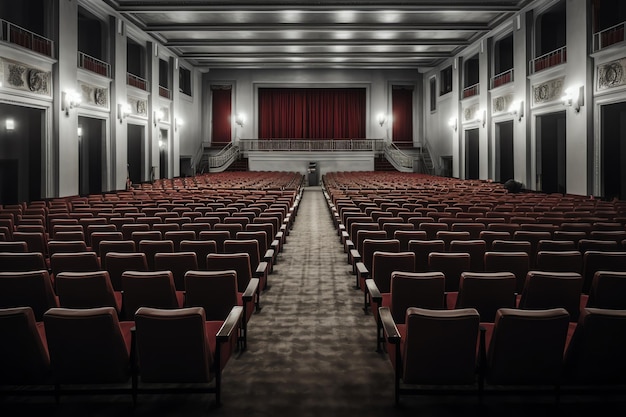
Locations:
142;23;492;32
165;39;470;47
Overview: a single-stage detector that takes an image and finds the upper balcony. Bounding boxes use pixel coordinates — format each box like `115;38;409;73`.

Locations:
159;86;171;99
78;51;111;78
490;69;514;89
0;19;54;58
593;21;625;52
529;46;567;75
462;83;480;99
127;73;149;91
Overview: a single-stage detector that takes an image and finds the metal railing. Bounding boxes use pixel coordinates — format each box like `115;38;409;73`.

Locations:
383;142;413;172
462;83;480;99
594;21;625;52
529;46;567;74
127;73;149;91
159;86;171;99
490;68;514;89
208;142;239;172
78;51;111;78
239;139;385;153
0;19;54;57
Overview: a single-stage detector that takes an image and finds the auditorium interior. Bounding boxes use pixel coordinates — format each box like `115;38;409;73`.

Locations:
2;0;626;416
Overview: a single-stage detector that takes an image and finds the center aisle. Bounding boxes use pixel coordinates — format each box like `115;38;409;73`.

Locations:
217;186;398;417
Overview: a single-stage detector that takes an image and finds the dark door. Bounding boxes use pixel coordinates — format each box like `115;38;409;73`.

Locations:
127;124;145;185
78;116;104;196
602;102;626;200
465;128;480;180
536;112;566;193
495;120;514;183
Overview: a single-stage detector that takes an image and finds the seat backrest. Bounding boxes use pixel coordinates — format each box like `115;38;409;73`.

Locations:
407;239;445;272
104;251;148;290
587;271;626;309
0;241;29;253
184;270;239;320
578;239;620;254
224;239;261;270
206;252;252;292
449;239;486;272
428;252;471;292
535;250;583;274
484;251;529;294
371;251;415;293
418;222;449;240
12;231;47;256
213;223;243;239
582;251;626;293
536;239;577;252
487;308;569;385
154;251;199;290
134;306;213;383
518;271;583;321
361;239;400;271
43;306;130;383
0;306;50;384
455;272;516;322
179;240;217;270
355;230;387;255
394;230;427;251
121;271;179;319
402;307;480;385
563;308;626;384
50;251;101;276
390;271;446;321
198;230;231;252
163;231;196;250
55;271;118;310
0;270;58;321
121;223;150;240
436;231;471;250
236;231;269;255
491;240;531;255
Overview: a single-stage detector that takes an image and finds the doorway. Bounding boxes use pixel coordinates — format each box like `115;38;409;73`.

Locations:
159;128;169;179
495;120;514;183
127;124;145;186
536;111;566;193
78;116;105;196
465;128;480;180
601;101;626;200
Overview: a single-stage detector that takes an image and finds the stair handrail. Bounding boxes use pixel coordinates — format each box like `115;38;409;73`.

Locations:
383;142;413;172
208;143;240;172
421;139;439;175
191;141;211;173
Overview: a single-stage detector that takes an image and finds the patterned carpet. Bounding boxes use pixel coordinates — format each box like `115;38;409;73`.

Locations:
2;187;624;416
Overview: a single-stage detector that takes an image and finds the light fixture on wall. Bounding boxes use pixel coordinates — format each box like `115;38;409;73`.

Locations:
377;112;388;127
62;90;82;116
118;103;132;123
159;140;166;149
77;126;83;137
235;113;246;128
562;86;584;113
175;117;183;132
448;117;457;132
5;118;15;132
509;100;524;122
154;110;164;126
476;109;486;127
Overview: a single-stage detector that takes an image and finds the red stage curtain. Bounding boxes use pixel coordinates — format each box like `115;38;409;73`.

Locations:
392;86;413;143
258;88;366;139
211;86;232;143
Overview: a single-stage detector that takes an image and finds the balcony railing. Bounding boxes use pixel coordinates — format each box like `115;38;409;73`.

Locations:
594;21;625;52
490;68;514;89
462;83;480;99
78;51;111;78
159;86;171;99
239;139;386;153
0;19;53;57
529;46;567;74
127;73;149;91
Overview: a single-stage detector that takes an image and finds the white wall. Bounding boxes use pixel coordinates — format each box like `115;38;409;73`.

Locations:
248;152;374;179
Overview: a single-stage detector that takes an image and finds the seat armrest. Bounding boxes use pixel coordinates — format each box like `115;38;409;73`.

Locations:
356;262;369;279
216;306;244;343
271;239;280;251
345;239;354;252
242;278;260;301
263;249;275;264
255;261;269;278
379;307;400;344
350;248;361;264
365;279;382;304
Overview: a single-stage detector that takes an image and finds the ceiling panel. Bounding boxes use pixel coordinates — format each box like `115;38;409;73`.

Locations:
106;0;531;70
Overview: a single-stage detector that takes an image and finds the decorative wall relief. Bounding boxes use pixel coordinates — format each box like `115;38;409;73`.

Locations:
598;58;626;91
492;93;514;115
79;81;109;108
0;57;51;96
532;77;564;106
462;103;480;123
128;96;148;117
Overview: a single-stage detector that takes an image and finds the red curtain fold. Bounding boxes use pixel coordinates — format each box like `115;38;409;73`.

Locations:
392;87;413;143
211;87;232;143
258;88;366;139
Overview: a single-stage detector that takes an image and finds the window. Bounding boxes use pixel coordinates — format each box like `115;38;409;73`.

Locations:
78;7;106;61
439;65;453;96
593;0;626;50
494;34;513;76
429;77;437;111
159;59;169;89
535;1;566;56
179;66;192;96
127;39;145;78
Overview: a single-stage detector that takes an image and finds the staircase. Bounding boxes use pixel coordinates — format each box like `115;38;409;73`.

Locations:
417;149;435;175
374;155;396;171
226;156;249;171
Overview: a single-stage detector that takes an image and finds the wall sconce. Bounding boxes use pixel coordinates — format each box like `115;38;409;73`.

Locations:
118;103;132;123
175;117;183;132
77;126;83;137
476;109;486;127
159;140;166;149
235;113;246;128
62;90;82;116
377;112;388;127
562;86;584;113
154;110;164;126
5;118;15;132
509;100;524;122
448;117;457;131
